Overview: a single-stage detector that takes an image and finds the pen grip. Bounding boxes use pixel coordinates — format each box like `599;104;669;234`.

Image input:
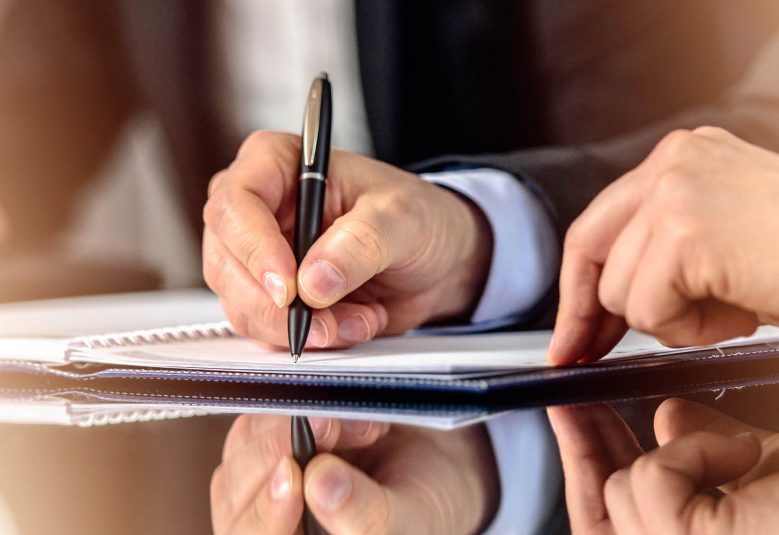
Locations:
293;177;326;263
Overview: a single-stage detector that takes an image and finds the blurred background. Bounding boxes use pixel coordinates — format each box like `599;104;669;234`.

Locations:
1;0;779;533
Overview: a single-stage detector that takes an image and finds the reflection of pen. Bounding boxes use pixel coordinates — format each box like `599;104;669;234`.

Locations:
289;73;332;535
291;415;326;535
288;72;332;363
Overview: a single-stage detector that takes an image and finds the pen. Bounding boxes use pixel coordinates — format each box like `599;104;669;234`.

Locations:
289;72;332;535
288;72;332;362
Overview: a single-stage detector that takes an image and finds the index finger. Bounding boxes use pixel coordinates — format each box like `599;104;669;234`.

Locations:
548;149;664;365
548;405;643;534
203;132;302;308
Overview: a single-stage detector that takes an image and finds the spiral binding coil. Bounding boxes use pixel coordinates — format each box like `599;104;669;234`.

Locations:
71;321;236;350
77;408;206;427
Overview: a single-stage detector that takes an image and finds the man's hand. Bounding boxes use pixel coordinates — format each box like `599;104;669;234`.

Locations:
210;415;499;535
548;127;779;364
203;132;492;349
549;399;779;535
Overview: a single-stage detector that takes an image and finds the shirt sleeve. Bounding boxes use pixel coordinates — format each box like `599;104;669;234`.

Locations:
482;410;563;535
420;168;560;331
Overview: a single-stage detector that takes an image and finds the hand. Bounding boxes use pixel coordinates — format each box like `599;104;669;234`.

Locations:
548;127;779;364
210;415;499;535
203;132;492;349
549;399;779;535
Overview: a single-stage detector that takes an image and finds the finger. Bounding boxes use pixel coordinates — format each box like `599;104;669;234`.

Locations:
548;245;628;364
598;207;651;319
305;453;440;535
628;431;761;534
548;405;643;534
222;414;290;463
548;163;653;366
206;234;339;347
654;399;772;446
218;456;304;535
211;420;299;534
654;399;778;494
574;314;629;364
204;184;298;308
204;229;283;333
710;471;779;533
328;301;389;347
296;199;421;308
624;233;759;346
602;469;645;535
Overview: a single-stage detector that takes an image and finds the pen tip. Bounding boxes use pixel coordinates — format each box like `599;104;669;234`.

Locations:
318;71;329;81
292;353;300;363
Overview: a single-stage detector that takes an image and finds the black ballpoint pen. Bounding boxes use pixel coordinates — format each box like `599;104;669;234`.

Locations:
288;72;332;362
289;73;332;535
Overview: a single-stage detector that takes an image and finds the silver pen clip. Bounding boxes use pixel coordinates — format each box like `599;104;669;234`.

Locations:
302;73;328;167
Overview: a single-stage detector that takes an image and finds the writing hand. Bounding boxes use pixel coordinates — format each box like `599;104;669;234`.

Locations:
203;132;491;349
549;127;779;364
210;415;499;535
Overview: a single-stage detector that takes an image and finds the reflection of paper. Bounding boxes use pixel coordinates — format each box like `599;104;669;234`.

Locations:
0;394;496;430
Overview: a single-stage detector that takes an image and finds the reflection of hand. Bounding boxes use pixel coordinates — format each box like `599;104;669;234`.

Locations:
549;127;779;364
0;203;9;252
210;415;499;535
203;132;492;349
549;399;779;534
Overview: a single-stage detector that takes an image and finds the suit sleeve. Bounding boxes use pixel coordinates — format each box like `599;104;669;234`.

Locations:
418;31;779;247
0;1;136;250
413;32;779;328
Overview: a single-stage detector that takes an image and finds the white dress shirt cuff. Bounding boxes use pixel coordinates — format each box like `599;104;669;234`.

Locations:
483;411;563;534
421;168;559;328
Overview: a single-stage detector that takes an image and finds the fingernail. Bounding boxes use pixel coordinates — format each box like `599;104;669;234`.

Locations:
299;261;346;302
341;419;372;438
308;317;328;347
310;417;332;442
270;457;293;501
311;465;352;512
338;314;370;343
263;272;287;308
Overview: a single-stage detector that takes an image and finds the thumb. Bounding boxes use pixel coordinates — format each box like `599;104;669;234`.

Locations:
297;202;414;308
304;453;423;535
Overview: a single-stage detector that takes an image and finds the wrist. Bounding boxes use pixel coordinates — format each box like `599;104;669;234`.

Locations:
429;187;493;322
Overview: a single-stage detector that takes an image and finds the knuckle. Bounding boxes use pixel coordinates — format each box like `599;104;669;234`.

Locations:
208;170;228;197
239;129;275;155
210;465;226;503
563;218;587;251
239;233;264;279
203;247;228;295
603;469;626;504
341;217;391;272
655;129;695;161
223;305;250;338
597;279;623;316
202;189;228;231
630;455;664;487
692;125;729;139
652;167;696;200
625;304;662;334
224;414;253;454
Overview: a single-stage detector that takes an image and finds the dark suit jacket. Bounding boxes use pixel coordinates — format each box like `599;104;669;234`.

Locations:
1;0;779;263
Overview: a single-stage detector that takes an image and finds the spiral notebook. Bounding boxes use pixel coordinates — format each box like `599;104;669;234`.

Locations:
2;290;779;428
